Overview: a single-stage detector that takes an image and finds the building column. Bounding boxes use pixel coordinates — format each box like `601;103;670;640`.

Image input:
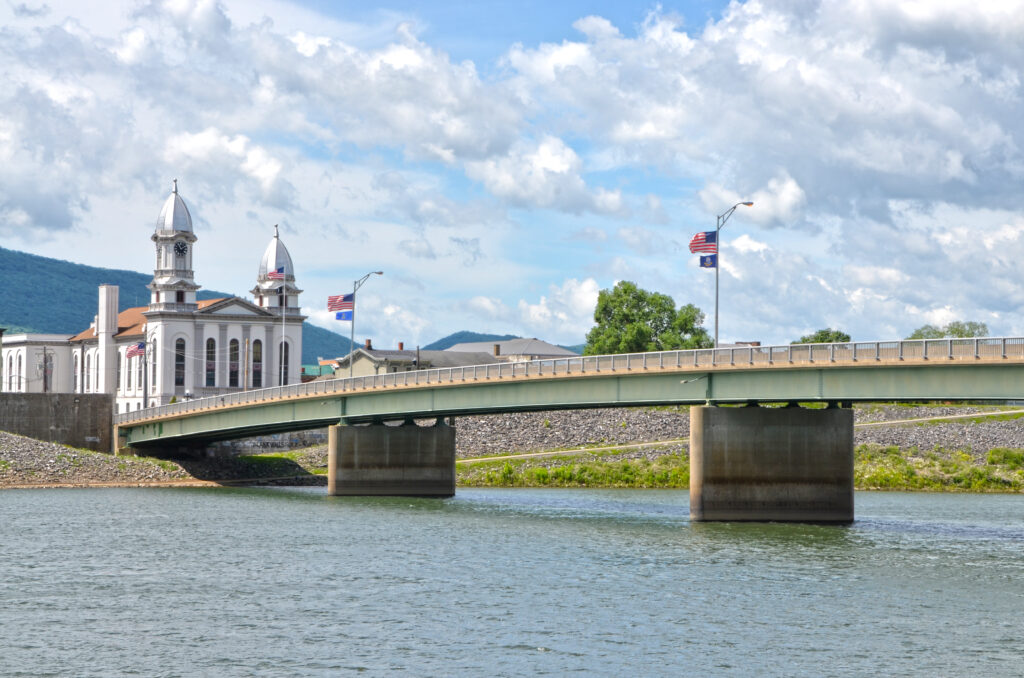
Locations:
689;405;854;523
327;419;455;497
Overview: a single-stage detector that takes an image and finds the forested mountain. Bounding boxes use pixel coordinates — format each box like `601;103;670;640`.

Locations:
421;331;520;351
0;246;352;363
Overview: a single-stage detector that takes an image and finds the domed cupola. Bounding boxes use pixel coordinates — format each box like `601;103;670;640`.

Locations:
147;179;201;312
252;225;302;314
155;179;193;234
258;224;294;279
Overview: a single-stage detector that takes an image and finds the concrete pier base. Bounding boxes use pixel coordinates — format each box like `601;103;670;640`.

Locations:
327;420;455;497
689;406;854;523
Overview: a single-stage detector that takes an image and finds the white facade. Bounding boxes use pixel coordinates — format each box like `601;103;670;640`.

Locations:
0;184;304;413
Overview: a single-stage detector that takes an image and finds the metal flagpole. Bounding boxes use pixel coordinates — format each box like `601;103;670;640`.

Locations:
280;284;286;386
713;201;754;348
350;271;383;379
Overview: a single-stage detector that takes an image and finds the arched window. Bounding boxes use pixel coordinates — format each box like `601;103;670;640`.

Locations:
137;352;143;391
175;339;186;387
206;338;216;387
150;339;157;392
73;355;79;393
122;351;128;391
85;354;91;392
17;355;23;391
7;355;13;390
229;339;239;387
278;341;289;385
252;340;263;388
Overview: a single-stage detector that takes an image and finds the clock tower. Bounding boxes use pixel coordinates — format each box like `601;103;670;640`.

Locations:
147;180;201;311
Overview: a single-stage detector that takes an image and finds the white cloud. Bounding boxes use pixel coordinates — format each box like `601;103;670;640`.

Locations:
700;172;806;227
516;278;599;343
465;296;509;320
6;0;1024;350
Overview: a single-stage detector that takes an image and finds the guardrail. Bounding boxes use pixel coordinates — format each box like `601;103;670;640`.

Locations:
114;336;1024;425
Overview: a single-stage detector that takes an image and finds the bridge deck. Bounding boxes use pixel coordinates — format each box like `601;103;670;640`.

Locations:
116;337;1024;447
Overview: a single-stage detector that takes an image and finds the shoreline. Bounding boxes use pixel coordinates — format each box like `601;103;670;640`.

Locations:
3;404;1024;492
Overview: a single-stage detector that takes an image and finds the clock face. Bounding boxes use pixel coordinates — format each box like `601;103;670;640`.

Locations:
174;241;188;257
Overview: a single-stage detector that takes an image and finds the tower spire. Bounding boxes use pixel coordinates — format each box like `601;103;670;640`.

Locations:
173;178;178;194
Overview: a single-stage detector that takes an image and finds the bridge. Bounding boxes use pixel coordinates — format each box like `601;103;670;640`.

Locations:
116;337;1024;523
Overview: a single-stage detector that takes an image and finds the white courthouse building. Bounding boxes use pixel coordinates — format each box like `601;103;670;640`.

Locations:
1;184;304;413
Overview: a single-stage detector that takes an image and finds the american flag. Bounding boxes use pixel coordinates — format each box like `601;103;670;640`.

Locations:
268;266;285;280
688;231;717;254
126;342;145;359
327;293;354;312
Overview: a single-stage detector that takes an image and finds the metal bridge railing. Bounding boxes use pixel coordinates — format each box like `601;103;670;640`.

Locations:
114;336;1024;425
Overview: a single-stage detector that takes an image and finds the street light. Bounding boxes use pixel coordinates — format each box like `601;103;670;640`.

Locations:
350;270;383;378
714;201;754;348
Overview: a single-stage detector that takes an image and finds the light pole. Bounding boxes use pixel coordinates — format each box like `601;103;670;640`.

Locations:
350;270;383;378
714;201;754;347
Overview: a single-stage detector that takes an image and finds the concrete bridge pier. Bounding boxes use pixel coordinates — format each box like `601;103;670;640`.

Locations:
327;419;455;497
689;405;854;523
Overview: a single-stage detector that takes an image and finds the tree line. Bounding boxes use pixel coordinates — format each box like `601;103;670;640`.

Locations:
583;281;989;355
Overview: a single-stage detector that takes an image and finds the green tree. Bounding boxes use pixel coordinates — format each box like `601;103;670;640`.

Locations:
583;281;713;355
906;321;988;339
792;328;851;344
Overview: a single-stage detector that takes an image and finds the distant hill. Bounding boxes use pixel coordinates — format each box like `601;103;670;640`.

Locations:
0;246;350;364
422;331;520;351
303;324;353;362
421;330;583;355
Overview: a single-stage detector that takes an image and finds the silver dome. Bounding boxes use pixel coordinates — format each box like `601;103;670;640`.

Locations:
258;225;295;279
155;180;193;233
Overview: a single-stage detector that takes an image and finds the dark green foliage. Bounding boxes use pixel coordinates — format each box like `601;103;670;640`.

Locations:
461;452;691;488
583;281;712;355
906;321;989;339
987;448;1024;470
421;330;520;351
792;328;851;344
0;245;350;363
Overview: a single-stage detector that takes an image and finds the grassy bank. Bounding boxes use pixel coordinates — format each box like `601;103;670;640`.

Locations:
456;444;1024;492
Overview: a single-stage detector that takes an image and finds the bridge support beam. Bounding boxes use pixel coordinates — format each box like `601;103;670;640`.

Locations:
327;420;455;497
689;406;853;523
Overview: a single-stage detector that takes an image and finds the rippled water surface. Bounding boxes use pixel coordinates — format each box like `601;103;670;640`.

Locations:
2;488;1023;677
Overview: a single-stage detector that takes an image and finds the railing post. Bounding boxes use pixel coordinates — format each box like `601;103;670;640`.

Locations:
974;338;979;359
787;346;793;364
643;353;648;369
626;354;631;370
829;344;835;363
852;343;857;362
748;347;753;365
947;339;952;360
1002;338;1007;359
899;341;904;361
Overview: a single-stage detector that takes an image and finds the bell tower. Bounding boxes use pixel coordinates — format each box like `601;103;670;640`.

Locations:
148;180;201;311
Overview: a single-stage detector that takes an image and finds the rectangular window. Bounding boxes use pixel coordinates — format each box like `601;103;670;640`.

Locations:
175;340;186;387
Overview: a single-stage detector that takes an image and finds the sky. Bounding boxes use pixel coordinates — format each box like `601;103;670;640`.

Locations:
3;0;1024;349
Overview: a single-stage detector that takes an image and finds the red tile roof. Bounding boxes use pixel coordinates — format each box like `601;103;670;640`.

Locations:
69;299;227;342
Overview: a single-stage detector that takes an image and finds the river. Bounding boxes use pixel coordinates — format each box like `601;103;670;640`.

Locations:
2;488;1022;677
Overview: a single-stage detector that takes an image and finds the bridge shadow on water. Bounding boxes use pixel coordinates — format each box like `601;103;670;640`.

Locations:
147;450;327;487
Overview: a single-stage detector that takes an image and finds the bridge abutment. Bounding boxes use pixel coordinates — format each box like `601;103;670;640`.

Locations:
327;420;455;497
689;405;854;523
